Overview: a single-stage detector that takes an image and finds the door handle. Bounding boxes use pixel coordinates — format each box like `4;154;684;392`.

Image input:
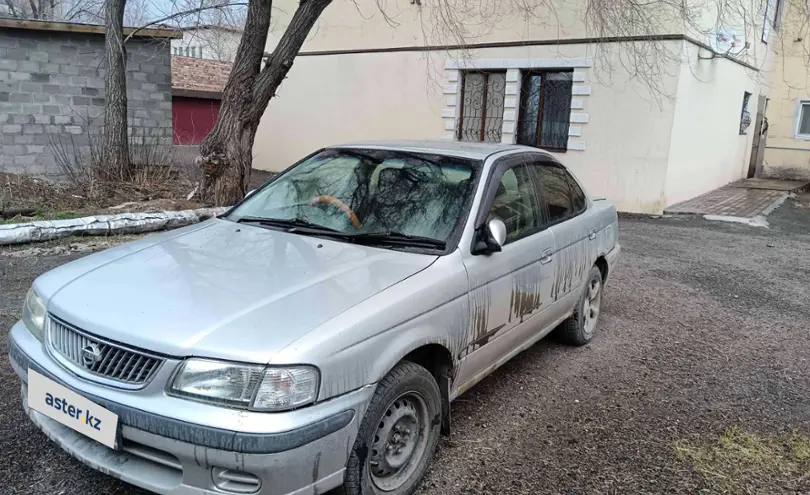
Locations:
540;249;553;264
588;228;597;241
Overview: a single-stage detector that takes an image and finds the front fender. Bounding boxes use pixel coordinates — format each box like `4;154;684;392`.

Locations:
273;252;470;403
317;289;469;402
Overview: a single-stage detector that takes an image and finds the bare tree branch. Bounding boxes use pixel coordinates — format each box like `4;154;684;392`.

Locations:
26;0;39;17
2;0;19;16
122;1;247;43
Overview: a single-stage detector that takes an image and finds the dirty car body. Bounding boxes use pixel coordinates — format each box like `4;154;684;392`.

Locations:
8;141;620;495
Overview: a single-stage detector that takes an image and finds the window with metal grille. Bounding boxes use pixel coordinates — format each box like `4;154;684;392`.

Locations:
516;71;573;151
456;71;506;143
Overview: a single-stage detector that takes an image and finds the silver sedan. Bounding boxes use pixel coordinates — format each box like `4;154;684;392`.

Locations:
8;141;619;495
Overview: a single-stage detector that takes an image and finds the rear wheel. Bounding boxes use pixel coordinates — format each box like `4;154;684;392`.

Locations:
559;265;604;346
341;361;442;495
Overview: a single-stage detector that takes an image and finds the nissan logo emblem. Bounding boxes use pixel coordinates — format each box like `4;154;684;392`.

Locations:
81;343;103;367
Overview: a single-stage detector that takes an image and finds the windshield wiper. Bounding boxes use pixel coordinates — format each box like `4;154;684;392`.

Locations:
236;218;445;249
349;232;446;249
235;216;341;233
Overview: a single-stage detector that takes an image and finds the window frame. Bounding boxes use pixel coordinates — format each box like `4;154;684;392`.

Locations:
565;171;588;217
793;99;810;140
456;70;507;143
516;70;574;152
471;153;549;252
532;159;588;229
763;0;785;41
774;0;785;29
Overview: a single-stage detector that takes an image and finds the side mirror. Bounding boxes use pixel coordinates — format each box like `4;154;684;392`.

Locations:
488;218;507;247
245;189;257;198
472;218;507;255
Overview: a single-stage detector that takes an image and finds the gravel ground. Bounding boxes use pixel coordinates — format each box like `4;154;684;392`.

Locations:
1;198;809;494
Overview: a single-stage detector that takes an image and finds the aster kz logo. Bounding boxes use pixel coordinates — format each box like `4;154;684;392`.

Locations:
44;393;103;431
81;343;103;367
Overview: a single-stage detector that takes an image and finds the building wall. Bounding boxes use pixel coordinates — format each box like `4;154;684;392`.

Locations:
171;28;241;62
254;42;683;213
266;0;687;54
255;1;778;213
762;2;810;180
0;27;173;175
664;41;760;206
171;56;231;93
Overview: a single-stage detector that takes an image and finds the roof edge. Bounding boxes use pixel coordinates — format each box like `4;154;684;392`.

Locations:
179;24;243;34
0;18;182;39
172;88;223;99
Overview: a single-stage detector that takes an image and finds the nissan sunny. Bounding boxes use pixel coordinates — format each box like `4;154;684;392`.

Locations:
8;141;619;495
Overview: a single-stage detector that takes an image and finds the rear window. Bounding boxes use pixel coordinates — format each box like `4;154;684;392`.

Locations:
534;165;572;223
567;174;587;213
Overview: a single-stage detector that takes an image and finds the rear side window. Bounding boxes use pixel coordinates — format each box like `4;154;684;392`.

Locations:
534;165;572;224
567;174;587;213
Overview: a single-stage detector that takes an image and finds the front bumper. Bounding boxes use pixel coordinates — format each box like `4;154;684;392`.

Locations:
8;323;372;495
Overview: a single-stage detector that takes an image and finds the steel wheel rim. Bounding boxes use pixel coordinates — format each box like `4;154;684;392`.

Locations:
583;278;602;336
368;391;430;491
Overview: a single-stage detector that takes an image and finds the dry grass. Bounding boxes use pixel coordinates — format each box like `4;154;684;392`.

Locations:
674;428;810;494
0;171;202;222
0;172;87;212
0;211;84;225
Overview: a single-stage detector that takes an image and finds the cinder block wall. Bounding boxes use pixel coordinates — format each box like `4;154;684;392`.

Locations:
0;26;173;176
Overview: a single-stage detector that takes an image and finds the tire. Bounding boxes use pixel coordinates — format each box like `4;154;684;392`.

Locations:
340;361;442;495
559;265;604;346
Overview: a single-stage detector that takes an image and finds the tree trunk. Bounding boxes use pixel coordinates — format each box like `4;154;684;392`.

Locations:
198;0;333;206
102;0;130;180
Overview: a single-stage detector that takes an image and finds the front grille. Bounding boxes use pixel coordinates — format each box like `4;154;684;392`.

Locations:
48;316;163;387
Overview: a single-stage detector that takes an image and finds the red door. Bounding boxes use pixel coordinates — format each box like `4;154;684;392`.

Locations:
172;97;221;145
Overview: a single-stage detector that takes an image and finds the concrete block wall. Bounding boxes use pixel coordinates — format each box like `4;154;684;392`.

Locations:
0;27;173;175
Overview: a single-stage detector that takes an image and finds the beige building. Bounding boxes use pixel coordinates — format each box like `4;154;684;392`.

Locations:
761;1;810;180
254;1;782;213
171;25;242;62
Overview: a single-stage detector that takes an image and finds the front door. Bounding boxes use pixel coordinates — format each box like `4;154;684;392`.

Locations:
455;158;556;391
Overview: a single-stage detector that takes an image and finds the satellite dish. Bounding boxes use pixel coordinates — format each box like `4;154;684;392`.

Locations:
711;28;745;54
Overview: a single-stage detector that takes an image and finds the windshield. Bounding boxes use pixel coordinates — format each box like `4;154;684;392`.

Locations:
229;148;479;246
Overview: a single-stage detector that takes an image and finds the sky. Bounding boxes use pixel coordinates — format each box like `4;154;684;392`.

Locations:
125;0;246;28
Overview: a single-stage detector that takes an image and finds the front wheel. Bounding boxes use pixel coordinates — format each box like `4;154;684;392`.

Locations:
341;361;442;495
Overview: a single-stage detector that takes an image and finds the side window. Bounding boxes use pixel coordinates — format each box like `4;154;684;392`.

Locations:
486;165;541;243
534;165;573;224
566;173;587;213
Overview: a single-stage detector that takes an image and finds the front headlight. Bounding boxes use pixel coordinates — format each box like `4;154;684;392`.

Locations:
22;289;46;342
169;359;319;412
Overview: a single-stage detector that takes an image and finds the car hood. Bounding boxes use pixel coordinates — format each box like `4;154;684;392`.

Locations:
39;219;437;363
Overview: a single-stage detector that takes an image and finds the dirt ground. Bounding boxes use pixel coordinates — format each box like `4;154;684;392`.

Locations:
1;198;808;494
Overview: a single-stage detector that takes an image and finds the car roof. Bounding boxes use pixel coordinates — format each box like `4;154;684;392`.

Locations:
330;140;551;161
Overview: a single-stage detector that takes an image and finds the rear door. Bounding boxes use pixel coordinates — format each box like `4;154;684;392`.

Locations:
532;161;594;319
